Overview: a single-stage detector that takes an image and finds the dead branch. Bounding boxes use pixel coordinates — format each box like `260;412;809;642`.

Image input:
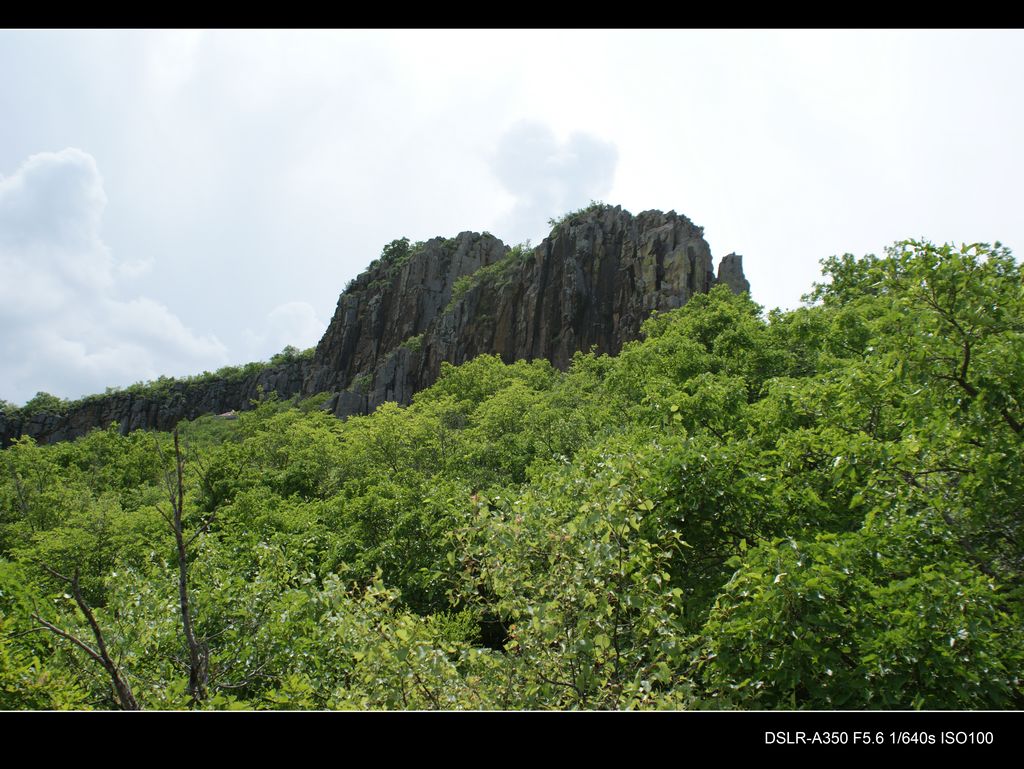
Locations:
33;564;139;710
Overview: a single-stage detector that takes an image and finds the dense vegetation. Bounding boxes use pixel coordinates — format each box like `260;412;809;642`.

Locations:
0;240;1021;710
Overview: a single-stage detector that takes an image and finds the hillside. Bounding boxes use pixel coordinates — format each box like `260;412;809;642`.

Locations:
0;220;1020;712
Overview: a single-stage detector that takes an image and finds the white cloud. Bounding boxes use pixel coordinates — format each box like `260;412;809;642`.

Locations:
0;149;227;405
0;149;113;307
490;122;619;245
243;301;326;362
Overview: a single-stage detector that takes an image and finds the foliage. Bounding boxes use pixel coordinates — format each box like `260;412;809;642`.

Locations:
548;200;614;229
270;345;315;366
697;514;1023;708
343;237;429;297
0;561;92;709
449;274;474;307
380;237;412;267
350;373;372;395
399;334;424;354
0;238;1021;709
17;392;70;417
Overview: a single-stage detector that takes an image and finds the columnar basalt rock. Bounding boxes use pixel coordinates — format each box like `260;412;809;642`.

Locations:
1;360;313;446
304;231;508;397
315;205;748;418
1;205;749;445
716;252;751;295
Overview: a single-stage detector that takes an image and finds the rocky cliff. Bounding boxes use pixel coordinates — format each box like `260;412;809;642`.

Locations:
0;360;312;446
317;205;748;418
1;205;749;446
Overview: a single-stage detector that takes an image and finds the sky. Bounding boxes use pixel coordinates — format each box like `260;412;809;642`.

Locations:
1;29;1022;406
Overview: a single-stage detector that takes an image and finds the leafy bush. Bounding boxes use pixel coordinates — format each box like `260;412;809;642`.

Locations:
399;334;424;354
350;373;372;395
449;275;475;307
16;392;70;418
547;200;614;229
697;514;1023;708
270;345;315;366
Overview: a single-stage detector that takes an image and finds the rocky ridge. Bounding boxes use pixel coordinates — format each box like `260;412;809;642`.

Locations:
1;205;749;446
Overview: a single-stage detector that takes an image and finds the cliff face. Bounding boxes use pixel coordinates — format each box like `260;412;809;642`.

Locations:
304;232;508;397
322;205;738;417
1;205;749;445
1;361;312;446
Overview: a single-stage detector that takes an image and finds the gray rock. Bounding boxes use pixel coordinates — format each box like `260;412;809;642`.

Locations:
716;252;751;295
1;360;312;446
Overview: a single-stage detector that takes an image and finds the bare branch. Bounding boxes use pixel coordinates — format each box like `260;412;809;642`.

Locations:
31;613;104;666
185;511;218;549
33;560;75;585
31;566;140;710
155;503;177;536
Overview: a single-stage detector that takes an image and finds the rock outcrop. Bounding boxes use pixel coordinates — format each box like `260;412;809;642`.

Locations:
317;205;744;418
716;252;750;295
1;360;312;446
1;205;749;446
303;231;508;397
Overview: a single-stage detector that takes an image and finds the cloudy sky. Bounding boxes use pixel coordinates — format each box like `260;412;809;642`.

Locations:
1;30;1022;405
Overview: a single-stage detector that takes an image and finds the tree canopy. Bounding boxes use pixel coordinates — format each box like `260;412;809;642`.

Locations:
0;239;1021;710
